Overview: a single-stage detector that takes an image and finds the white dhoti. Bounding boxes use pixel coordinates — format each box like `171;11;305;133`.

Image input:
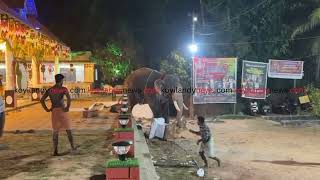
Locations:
199;137;215;158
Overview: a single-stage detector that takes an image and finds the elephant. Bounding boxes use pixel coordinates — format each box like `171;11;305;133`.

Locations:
124;67;189;131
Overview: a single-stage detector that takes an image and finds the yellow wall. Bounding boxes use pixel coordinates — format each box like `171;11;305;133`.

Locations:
84;63;94;83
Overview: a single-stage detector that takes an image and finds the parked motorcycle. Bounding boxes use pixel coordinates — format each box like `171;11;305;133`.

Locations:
278;96;298;115
250;101;259;116
261;96;272;115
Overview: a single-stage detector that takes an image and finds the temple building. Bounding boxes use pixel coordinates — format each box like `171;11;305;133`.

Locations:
0;0;95;107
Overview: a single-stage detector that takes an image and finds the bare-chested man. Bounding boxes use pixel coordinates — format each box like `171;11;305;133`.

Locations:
40;74;77;156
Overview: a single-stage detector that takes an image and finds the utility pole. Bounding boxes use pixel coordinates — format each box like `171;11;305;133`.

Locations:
200;0;205;26
192;12;196;43
190;12;197;119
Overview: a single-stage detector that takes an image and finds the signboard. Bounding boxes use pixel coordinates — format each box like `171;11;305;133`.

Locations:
193;57;237;104
40;63;55;83
60;63;85;82
268;59;304;79
241;60;268;99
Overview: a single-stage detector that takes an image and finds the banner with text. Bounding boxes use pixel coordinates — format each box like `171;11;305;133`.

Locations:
241;60;268;99
193;57;237;104
268;59;304;79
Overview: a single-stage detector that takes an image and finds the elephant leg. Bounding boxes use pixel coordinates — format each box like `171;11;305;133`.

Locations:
128;94;136;110
176;110;183;129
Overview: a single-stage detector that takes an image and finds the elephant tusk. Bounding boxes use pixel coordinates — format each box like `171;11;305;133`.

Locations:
173;101;181;112
183;103;189;110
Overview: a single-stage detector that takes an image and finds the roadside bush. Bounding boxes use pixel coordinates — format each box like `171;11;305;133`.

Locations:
306;85;320;117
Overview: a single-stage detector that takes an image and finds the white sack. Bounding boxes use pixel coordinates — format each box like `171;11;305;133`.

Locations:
149;118;166;139
132;104;154;120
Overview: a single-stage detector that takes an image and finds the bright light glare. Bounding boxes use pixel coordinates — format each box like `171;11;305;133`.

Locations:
193;16;198;22
189;43;198;53
0;42;6;52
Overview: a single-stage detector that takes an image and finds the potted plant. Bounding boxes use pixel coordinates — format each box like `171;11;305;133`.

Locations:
105;158;139;180
113;128;134;140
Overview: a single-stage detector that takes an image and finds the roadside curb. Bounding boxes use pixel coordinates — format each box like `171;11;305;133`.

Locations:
133;121;160;180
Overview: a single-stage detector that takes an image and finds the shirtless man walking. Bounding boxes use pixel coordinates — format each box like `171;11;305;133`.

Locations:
40;74;77;156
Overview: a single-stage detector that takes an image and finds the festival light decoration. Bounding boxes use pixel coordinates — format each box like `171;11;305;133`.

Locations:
0;42;6;52
0;13;70;59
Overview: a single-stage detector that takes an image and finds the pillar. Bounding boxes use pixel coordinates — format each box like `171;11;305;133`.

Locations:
55;56;60;74
4;41;17;107
31;57;39;87
5;45;15;90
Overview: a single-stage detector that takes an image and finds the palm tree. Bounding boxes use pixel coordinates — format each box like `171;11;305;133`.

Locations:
292;4;320;82
292;8;320;38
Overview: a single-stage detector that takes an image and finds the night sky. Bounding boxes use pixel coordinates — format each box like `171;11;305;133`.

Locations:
35;0;200;67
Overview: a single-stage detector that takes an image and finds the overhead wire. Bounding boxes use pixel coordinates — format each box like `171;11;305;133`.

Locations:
196;0;275;37
200;0;270;28
198;35;320;45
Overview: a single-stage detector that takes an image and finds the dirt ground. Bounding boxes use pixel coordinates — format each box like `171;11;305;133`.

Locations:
4;97;115;131
0;97;119;180
2;99;320;180
0;129;114;180
148;118;320;180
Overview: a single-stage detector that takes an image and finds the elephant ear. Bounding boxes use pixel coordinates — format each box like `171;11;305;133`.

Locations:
162;75;180;89
154;79;164;94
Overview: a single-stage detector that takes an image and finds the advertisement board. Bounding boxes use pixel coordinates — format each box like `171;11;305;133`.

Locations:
241;60;268;99
268;59;303;79
193;57;237;104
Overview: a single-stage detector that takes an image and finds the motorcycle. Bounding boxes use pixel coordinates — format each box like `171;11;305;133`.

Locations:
278;96;298;115
250;101;259;116
261;94;272;115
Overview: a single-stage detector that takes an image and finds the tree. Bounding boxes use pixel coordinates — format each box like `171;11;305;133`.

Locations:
92;42;133;86
160;50;192;88
201;0;320;88
160;50;193;117
202;0;295;60
291;0;320;83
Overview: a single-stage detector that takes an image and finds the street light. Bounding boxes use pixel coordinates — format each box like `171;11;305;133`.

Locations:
112;141;131;161
189;43;198;53
193;16;198;22
119;117;129;128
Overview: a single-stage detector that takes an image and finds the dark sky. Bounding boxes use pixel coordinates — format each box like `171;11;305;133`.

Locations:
35;0;200;66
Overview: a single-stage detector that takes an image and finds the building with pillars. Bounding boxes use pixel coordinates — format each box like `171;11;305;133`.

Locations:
0;0;95;107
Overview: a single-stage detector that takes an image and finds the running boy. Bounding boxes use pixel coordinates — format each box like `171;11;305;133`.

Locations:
190;116;221;167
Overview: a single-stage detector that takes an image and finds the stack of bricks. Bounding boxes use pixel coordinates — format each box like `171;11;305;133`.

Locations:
106;94;140;180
